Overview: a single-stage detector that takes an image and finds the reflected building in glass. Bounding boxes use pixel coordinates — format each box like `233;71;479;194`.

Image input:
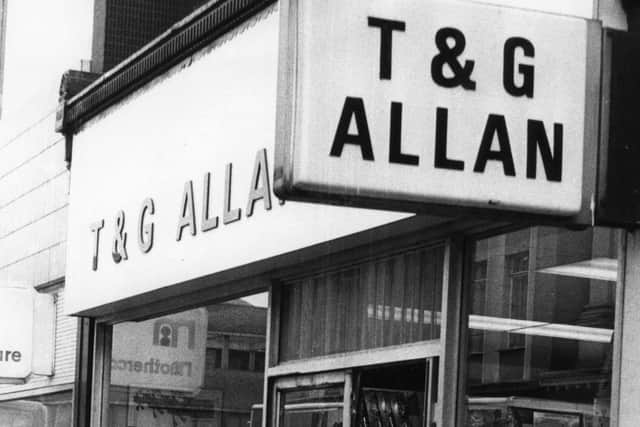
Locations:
108;300;266;427
465;227;617;426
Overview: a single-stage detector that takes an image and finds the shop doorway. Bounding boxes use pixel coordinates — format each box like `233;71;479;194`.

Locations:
274;358;439;427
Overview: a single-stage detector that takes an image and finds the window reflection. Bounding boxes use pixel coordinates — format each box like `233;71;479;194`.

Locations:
108;296;267;427
0;391;72;427
465;227;617;426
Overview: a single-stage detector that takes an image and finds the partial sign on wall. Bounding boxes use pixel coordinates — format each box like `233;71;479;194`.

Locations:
274;0;601;217
0;287;55;383
111;308;208;391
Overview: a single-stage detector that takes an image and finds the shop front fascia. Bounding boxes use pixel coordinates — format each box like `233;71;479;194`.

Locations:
56;1;627;426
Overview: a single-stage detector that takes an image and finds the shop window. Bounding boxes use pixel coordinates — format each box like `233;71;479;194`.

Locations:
208;347;222;369
506;252;529;349
0;390;72;426
469;260;487;354
228;349;251;371
464;227;618;426
254;351;265;372
279;245;444;362
105;295;267;427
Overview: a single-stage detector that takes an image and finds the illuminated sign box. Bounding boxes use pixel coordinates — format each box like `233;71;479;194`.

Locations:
274;0;601;217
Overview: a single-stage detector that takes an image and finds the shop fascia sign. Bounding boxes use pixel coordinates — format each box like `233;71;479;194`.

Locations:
274;0;601;218
88;148;276;272
0;286;55;383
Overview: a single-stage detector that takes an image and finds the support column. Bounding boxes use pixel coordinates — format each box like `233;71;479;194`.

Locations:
616;231;640;425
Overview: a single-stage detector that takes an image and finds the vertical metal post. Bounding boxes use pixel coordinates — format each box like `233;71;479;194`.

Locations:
439;237;465;427
71;317;95;427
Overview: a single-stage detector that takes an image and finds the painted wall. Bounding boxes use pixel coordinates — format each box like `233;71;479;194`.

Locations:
0;0;93;396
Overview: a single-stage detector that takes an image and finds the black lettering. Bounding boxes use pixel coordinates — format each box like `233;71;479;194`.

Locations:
431;27;476;90
527;120;563;182
503;37;535;97
389;102;419;165
11;351;20;362
330;97;374;161
434;107;464;170
473;114;516;176
368;16;406;80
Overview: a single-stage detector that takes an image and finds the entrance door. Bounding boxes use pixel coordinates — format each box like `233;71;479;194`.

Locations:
354;358;439;427
274;358;439;427
275;372;351;427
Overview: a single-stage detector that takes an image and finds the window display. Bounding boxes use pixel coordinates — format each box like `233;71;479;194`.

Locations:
464;227;617;426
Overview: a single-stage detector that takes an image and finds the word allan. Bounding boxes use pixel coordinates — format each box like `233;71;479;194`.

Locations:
89;148;279;271
330;20;562;182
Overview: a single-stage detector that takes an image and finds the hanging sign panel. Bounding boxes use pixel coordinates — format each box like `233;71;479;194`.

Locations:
0;287;55;383
274;0;601;216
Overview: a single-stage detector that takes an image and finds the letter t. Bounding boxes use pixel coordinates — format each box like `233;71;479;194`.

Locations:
90;220;104;271
368;17;406;80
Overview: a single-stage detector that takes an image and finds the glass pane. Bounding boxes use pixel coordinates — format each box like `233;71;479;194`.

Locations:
280;386;343;427
107;295;267;427
464;227;617;426
279;245;444;361
0;391;72;427
356;361;428;427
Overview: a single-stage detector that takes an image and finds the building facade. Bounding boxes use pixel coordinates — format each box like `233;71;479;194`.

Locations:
0;0;93;423
4;0;640;426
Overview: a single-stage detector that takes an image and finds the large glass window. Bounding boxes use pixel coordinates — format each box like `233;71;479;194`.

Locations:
279;245;444;362
463;227;618;426
0;390;72;426
106;295;267;427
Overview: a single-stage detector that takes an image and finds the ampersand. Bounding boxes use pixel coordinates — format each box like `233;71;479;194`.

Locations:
112;210;128;263
431;27;476;90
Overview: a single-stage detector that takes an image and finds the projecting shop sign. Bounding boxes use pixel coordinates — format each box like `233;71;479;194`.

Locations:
0;287;55;383
274;0;601;216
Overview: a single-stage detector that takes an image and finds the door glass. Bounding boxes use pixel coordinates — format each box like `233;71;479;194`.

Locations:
279;386;343;427
355;361;432;427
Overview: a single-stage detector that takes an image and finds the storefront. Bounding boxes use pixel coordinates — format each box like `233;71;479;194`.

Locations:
56;0;632;426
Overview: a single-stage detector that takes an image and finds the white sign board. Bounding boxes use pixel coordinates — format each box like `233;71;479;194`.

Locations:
65;9;409;315
111;309;207;391
274;0;601;216
0;287;55;382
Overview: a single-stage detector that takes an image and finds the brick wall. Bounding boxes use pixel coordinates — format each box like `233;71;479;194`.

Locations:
93;0;211;72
